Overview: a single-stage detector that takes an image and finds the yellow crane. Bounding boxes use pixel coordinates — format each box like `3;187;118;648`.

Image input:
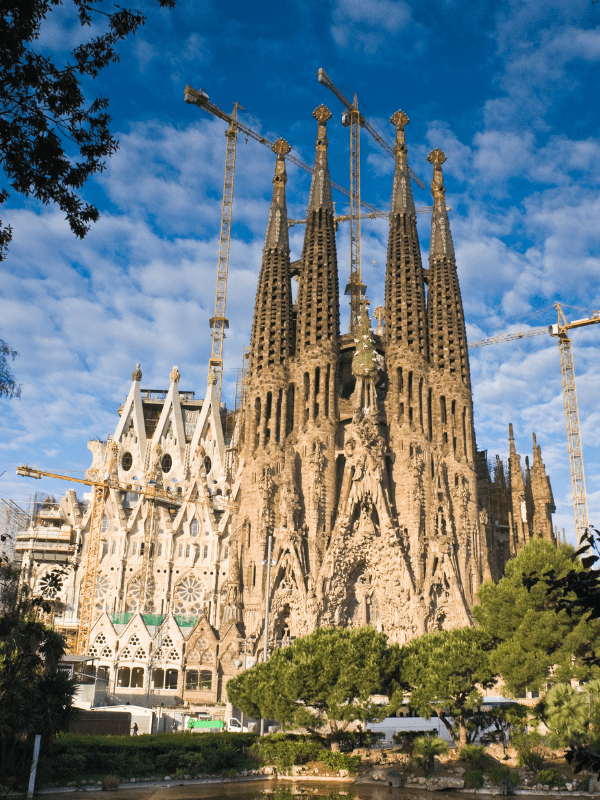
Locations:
317;67;426;334
16;451;182;654
469;303;600;544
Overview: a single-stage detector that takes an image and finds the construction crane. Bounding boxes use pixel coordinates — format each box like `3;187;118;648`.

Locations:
287;206;446;227
468;303;600;544
16;451;182;654
206;103;241;403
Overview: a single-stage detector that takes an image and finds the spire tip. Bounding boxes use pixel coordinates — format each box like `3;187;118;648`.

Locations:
313;104;332;124
272;138;291;157
390;110;410;129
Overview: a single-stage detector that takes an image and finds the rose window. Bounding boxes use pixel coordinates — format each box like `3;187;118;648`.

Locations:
125;576;156;613
173;575;206;616
134;647;146;660
88;645;98;657
94;574;110;610
119;647;132;660
167;649;180;662
38;570;64;599
95;632;107;645
129;634;141;647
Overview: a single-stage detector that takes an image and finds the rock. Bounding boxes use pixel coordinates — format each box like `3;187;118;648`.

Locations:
164;776;171;781
371;770;387;781
543;785;550;791
454;766;465;775
418;777;427;785
590;777;600;793
130;778;136;783
426;777;465;791
291;766;305;776
338;769;349;778
263;766;276;776
566;784;573;792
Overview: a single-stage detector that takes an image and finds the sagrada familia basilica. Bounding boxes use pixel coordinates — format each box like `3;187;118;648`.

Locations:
15;104;557;710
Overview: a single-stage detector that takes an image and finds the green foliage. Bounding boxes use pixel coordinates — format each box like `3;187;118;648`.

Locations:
475;541;600;695
544;681;600;749
36;732;258;784
0;337;21;399
250;733;323;772
577;775;591;792
464;769;485;788
101;775;120;791
512;730;545;770
0;0;177;261
0;605;78;783
398;626;497;745
460;743;486;767
227;627;403;740
488;766;520;787
392;729;437;753
412;734;448;774
536;767;566;787
317;750;361;774
332;729;385;751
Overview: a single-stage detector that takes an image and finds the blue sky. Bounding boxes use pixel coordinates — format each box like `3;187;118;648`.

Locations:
1;0;599;545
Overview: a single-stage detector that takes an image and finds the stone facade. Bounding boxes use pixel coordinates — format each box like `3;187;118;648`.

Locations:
15;104;558;707
222;106;557;650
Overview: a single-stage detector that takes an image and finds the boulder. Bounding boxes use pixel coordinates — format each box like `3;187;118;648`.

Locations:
589;777;600;794
426;777;465;791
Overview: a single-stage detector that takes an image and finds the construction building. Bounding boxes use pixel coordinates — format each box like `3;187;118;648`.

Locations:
14;104;557;710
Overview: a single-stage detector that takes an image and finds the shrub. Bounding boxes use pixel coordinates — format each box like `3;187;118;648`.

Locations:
392;729;437;754
577;776;591;792
488;766;520;788
512;730;545;770
250;733;323;772
536;768;566;788
460;743;486;767
317;751;362;774
464;769;484;788
413;734;448;773
333;729;385;751
101;775;120;791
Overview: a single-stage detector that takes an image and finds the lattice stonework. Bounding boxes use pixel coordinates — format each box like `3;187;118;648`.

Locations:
125;575;156;613
94;574;110;610
173;574;206;615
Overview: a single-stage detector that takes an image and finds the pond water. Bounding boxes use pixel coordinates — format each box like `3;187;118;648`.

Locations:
49;782;462;800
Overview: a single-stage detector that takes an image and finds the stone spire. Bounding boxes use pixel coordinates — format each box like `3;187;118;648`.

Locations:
508;423;527;553
296;105;339;355
264;138;291;251
384;111;428;357
530;433;556;541
307;105;334;214
426;148;469;384
248;139;294;378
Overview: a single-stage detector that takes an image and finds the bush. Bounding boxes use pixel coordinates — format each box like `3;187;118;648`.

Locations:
101;775;120;791
536;768;566;788
489;766;520;788
412;734;449;775
317;751;361;774
577;776;591;792
464;769;485;788
512;730;545;770
333;729;385;751
250;733;323;772
460;743;486;767
392;729;438;754
37;732;258;784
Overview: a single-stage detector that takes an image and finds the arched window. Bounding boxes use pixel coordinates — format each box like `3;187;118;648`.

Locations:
190;519;199;536
161;453;172;473
101;516;109;533
152;668;164;689
165;669;178;690
131;667;144;688
117;667;130;688
185;669;199;690
122;452;133;471
200;670;212;691
203;545;208;560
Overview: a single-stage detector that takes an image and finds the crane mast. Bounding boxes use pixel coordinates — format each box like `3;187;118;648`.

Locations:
208;104;240;402
346;94;365;334
468;303;600;545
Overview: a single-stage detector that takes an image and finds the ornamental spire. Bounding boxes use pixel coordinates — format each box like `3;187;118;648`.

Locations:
427;148;455;260
264;138;291;251
390;110;416;217
307;105;334;213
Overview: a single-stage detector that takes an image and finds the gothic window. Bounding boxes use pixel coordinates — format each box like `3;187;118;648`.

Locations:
158;543;163;556
161;454;172;473
185;669;199;690
173;575;205;616
131;667;144;688
129;634;141;647
168;649;180;662
98;666;109;681
111;540;117;555
94;574;110;610
102;541;108;558
152;668;164;689
190;519;199;536
100;645;113;658
186;544;191;558
122;452;133;471
88;645;98;657
165;669;178;689
178;544;183;558
95;632;107;645
134;647;146;660
117;667;130;687
119;646;132;660
224;545;229;559
101;516;109;533
204;455;212;474
203;545;208;560
200;670;212;691
125;575;156;613
162;636;174;648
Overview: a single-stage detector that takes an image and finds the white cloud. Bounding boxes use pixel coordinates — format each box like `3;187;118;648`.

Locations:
331;0;415;54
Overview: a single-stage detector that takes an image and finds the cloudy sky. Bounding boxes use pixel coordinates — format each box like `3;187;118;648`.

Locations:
1;0;599;545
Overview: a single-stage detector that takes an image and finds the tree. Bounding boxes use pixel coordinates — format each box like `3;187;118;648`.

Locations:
226;626;403;749
523;528;600;774
0;595;77;785
475;540;600;696
542;683;592;749
0;0;176;261
0;337;21;398
398;626;497;746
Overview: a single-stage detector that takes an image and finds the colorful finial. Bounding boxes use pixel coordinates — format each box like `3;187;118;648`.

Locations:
390;110;415;216
390;110;409;129
427;148;447;200
313;105;332;125
272;138;291;158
